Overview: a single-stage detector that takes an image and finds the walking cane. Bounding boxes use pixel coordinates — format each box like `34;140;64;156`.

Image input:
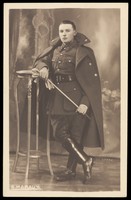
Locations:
47;79;91;120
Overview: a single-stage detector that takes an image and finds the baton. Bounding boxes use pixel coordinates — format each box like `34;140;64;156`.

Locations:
47;79;91;120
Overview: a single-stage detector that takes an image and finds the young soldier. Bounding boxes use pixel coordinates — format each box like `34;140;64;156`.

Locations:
32;20;104;184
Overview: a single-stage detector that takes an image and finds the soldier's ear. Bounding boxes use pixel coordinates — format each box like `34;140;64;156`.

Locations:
74;31;77;36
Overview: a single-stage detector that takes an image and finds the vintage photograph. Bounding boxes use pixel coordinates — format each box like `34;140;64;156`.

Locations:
3;3;128;197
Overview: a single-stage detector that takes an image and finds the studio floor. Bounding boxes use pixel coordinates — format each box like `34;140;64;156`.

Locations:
9;153;120;194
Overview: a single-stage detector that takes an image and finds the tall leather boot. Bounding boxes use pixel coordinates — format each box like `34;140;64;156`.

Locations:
62;137;93;184
55;154;77;181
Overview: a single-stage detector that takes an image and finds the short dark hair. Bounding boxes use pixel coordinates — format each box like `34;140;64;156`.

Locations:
60;20;76;30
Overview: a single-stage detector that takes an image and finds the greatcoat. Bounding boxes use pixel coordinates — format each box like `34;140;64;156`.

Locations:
34;32;104;149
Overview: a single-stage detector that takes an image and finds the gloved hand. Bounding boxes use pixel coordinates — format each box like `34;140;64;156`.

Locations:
76;104;88;115
32;67;49;79
39;67;49;80
32;68;40;78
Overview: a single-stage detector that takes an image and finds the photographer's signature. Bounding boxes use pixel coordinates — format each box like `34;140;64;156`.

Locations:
11;184;42;190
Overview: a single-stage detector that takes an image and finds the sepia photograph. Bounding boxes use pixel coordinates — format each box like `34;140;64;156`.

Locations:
3;3;128;197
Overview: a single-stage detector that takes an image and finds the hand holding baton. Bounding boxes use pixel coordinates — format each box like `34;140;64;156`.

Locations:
47;79;91;120
31;68;90;119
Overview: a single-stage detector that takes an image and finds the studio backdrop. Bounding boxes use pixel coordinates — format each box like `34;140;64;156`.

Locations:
9;8;120;158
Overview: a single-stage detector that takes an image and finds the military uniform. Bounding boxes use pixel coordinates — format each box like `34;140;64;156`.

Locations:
43;40;89;144
34;32;104;149
34;32;104;183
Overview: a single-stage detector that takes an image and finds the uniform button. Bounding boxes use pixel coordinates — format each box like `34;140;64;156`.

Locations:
58;60;61;63
89;62;92;66
85;39;88;42
68;60;71;62
73;88;76;90
60;53;63;55
94;73;98;77
56;68;60;71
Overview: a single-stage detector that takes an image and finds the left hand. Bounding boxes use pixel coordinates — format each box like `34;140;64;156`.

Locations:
76;104;88;115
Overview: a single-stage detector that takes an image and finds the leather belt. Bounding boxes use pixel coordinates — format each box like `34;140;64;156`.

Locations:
54;74;76;84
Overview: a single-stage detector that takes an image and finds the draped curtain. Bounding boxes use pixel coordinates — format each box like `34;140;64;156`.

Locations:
9;10;20;90
9;10;20;148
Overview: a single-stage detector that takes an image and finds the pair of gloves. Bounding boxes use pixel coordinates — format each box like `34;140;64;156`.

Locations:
32;67;88;115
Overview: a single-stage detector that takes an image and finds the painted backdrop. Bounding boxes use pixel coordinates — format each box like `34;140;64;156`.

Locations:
9;8;120;158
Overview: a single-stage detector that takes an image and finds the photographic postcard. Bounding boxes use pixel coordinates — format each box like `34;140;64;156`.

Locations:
3;2;128;197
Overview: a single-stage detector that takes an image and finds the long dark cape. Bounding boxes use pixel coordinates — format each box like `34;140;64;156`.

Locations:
34;33;104;149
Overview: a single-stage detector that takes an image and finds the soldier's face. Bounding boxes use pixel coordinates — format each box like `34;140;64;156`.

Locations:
59;24;77;43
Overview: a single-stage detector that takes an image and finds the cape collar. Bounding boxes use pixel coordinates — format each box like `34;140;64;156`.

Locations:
35;33;90;63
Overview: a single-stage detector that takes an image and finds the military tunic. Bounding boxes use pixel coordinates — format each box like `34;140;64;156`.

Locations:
48;40;89;115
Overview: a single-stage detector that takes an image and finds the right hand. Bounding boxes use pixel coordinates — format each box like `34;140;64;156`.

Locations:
32;68;40;78
39;68;49;80
32;67;49;80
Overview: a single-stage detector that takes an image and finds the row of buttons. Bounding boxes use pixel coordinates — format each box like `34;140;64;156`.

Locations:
58;60;72;64
88;62;98;77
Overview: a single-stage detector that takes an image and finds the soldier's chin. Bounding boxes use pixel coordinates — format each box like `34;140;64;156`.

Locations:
62;39;69;43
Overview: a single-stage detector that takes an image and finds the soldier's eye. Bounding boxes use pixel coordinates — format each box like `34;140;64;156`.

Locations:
66;29;70;32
